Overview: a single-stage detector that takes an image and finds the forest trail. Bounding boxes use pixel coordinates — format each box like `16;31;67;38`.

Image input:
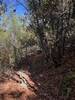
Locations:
0;51;75;100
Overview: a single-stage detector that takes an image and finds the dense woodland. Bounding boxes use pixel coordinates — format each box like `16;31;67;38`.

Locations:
0;0;75;100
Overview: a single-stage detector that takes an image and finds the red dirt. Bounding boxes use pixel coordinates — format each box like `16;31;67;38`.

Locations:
0;71;37;100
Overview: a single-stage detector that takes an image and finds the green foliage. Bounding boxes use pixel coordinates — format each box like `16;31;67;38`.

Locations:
0;4;38;68
19;28;36;46
61;72;75;96
0;28;9;42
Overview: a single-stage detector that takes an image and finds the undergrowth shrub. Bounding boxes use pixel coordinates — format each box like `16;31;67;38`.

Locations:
61;72;75;98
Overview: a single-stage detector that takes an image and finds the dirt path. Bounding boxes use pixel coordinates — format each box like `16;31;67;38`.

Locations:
0;70;37;100
0;52;75;100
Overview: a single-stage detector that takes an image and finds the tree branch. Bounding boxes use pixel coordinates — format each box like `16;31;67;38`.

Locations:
16;0;28;12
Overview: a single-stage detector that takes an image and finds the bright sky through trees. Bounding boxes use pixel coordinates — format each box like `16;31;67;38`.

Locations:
3;0;28;16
